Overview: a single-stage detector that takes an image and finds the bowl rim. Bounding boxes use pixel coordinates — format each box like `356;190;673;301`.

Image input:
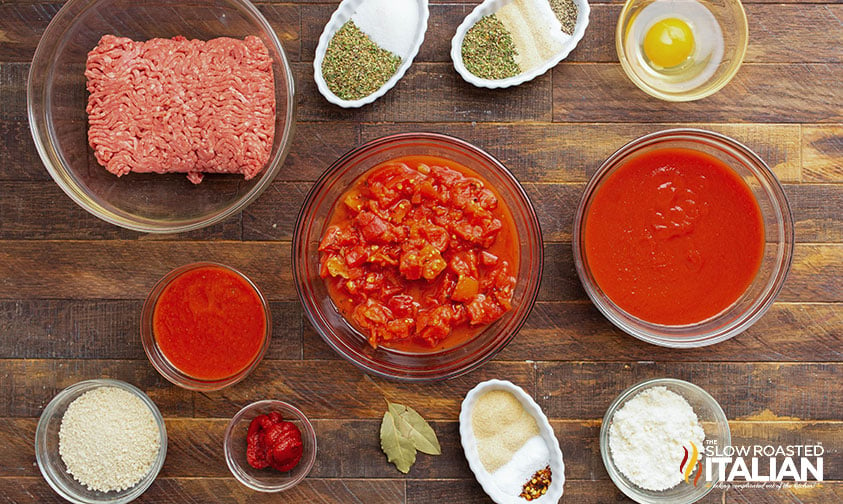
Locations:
572;128;794;348
292;131;544;381
615;0;749;102
140;262;272;391
26;0;297;233
34;378;168;504
599;377;731;504
223;400;318;492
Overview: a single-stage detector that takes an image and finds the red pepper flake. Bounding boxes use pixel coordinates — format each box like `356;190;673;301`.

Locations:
246;412;304;472
520;466;552;501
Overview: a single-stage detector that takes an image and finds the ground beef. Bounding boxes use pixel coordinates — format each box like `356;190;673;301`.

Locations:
85;35;275;184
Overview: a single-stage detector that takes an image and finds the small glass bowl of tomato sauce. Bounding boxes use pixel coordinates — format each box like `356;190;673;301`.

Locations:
573;128;794;347
293;132;543;381
141;262;271;390
223;400;317;492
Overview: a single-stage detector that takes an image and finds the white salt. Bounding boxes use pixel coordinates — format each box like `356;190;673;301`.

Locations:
352;0;420;59
491;435;550;498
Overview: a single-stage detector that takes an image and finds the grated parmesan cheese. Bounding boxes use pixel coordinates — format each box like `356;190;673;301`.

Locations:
608;386;705;491
58;386;161;492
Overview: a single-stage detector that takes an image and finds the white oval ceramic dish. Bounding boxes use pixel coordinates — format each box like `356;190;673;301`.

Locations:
460;379;565;504
451;0;590;88
313;0;429;108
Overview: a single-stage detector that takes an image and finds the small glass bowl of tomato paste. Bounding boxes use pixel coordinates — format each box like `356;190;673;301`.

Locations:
293;132;543;381
574;129;794;347
141;262;271;390
223;400;317;492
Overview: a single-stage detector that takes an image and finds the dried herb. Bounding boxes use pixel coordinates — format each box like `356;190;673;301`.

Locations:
322;21;401;101
520;466;552;501
549;0;579;35
380;402;441;473
461;15;520;80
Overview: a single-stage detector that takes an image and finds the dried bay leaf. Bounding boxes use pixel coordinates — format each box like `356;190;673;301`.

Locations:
380;410;416;473
388;402;442;456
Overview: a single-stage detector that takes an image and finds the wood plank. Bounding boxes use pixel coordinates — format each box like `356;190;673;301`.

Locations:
0;360;193;418
0;242;838;303
5;416;839;479
803;125;843;183
536;362;843;421
553;63;843;124
3;120;799;184
358;122;801;183
305;301;843;362
192;360;535;420
0;182;243;240
0;241;294;301
0;63;27;121
0;300;303;360
0;477;405;504
407;479;843;504
295;62;554;123
243;178;839;243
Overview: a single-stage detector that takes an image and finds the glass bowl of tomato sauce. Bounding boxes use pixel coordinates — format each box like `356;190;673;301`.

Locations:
573;129;794;347
293;132;543;381
141;262;272;390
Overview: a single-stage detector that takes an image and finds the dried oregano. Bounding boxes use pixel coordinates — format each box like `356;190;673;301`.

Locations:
461;15;520;80
322;21;401;101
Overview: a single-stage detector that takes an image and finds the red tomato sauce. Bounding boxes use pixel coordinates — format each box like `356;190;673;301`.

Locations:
584;148;764;325
319;155;519;352
153;266;266;380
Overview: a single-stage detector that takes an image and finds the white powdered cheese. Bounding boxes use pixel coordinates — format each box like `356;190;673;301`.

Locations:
59;387;161;492
608;386;705;491
352;0;420;59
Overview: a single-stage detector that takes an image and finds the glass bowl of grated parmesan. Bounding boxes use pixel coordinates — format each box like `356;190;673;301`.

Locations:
599;378;731;504
35;379;167;504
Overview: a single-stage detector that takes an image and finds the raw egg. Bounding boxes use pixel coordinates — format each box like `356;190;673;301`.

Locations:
643;17;695;68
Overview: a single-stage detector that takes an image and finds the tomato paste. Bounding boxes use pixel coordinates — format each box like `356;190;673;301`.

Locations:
153;265;266;380
246;412;303;472
319;156;519;352
583;148;764;325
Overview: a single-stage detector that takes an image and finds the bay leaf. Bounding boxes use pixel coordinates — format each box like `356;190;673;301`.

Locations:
388;402;442;456
380;410;416;473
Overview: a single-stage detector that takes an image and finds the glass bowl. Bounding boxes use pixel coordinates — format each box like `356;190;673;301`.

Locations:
224;400;317;492
292;132;543;381
616;0;748;101
573;129;793;348
35;379;168;504
600;378;731;504
27;0;296;233
141;262;272;391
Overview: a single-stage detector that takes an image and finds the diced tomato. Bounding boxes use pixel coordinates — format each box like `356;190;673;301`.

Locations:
319;157;518;351
452;275;480;303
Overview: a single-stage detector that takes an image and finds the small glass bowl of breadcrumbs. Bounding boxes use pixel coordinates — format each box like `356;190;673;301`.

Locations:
35;379;168;504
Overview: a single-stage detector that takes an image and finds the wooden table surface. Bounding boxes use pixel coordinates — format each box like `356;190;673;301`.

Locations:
1;0;841;502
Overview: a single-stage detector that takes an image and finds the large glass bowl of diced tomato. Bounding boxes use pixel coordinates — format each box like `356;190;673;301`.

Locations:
293;132;543;381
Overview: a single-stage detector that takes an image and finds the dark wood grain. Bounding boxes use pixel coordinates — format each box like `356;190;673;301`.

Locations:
537;362;843;420
553;64;843;124
803;125;843;183
0;1;841;502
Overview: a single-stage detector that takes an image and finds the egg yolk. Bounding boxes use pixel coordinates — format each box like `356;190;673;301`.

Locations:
643;17;695;68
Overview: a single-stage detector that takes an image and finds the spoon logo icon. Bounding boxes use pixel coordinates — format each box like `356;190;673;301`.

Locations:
680;441;702;486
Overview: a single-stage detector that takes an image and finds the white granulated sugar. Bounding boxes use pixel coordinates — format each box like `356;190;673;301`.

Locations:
608;386;705;491
59;387;161;493
491;435;549;497
351;0;420;59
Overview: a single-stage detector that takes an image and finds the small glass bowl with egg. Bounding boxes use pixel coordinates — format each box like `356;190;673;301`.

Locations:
616;0;748;101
